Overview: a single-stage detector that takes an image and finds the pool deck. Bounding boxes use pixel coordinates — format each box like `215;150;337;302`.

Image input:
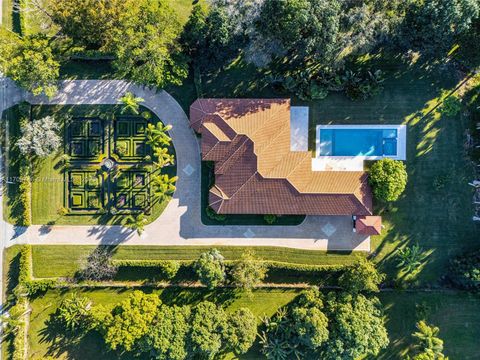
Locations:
313;124;407;171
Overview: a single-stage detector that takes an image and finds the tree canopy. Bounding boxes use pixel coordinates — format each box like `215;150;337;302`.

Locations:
369;158;408;202
194;249;226;289
17;116;61;157
402;0;480;55
0;30;59;97
339;257;385;293
108;0;187;88
324;292;389;359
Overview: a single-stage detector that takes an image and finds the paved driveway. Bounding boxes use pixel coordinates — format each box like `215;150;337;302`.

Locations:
1;80;370;251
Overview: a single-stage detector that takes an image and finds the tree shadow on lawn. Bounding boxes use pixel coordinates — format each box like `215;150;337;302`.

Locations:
368;66;479;285
160;287;240;308
37;315;129;360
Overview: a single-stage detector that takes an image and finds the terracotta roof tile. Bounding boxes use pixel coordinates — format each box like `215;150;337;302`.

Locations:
190;98;374;216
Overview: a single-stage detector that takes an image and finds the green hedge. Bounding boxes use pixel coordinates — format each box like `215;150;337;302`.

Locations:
111;259;345;285
18;161;31;226
17;245;56;297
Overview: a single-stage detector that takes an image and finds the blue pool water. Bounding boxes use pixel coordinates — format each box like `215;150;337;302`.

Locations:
319;129;397;156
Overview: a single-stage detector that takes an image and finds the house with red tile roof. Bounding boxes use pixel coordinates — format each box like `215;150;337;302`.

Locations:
190;98;381;234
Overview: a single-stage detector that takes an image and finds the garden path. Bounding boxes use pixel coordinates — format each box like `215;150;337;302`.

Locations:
1;79;370;251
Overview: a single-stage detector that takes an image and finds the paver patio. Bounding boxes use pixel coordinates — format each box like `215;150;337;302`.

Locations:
0;79;370;251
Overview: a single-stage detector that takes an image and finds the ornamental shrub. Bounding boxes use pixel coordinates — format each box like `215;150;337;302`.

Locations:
194;249;226;289
369;158;407;202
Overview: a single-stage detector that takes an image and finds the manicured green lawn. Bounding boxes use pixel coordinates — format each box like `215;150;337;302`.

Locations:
29;245;359;279
378;291;480;359
28;288;300;360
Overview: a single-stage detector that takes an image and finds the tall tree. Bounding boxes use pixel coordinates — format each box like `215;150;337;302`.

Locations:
256;0;341;67
402;0;480;55
231;250;267;291
339;257;385;293
194;249;226;289
109;0;187;88
223;308;258;355
103;291;161;352
181;4;242;72
0;30;59;97
324;292;389;359
190;301;227;358
46;0;128;49
138;304;192;360
17;116;61;157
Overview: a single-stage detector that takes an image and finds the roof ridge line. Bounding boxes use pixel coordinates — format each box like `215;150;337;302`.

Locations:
227;171;258;200
215;137;250;174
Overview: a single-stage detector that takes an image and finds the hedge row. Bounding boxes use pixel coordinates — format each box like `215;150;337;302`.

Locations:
112;259;343;272
18;161;31;226
17;115;31;226
18;245;56;297
111;258;345;285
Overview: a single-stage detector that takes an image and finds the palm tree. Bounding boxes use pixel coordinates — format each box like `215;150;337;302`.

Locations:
119;92;145;115
152;174;178;199
412;321;445;357
153;147;175;167
146;123;172;149
0;303;29;339
396;244;427;273
57;292;92;331
126;213;148;235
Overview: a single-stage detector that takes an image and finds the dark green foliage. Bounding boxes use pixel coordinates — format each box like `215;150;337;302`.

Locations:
206;206;226;221
258;0;340;66
339;258;385;293
369;158;407;202
260;288;389;359
190;301;227;357
343;69;385;100
260;288;329;358
194;249;226;289
181;4;242;72
323;292;389;359
224;308;258;355
138;304;192;360
401;0;480;55
448;249;480;290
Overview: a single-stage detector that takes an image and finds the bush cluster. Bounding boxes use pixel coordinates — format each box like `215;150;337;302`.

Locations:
447;249;480;290
205;206;226;221
55;291;258;359
260;288;389;359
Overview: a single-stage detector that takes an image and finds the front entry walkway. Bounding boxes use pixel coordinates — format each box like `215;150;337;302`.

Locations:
1;80;370;251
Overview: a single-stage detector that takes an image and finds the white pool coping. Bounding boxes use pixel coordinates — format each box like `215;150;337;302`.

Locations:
290;106;309;152
313;124;407;171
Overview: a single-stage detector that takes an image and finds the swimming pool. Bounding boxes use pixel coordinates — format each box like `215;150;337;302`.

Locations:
319;128;398;156
315;124;407;160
